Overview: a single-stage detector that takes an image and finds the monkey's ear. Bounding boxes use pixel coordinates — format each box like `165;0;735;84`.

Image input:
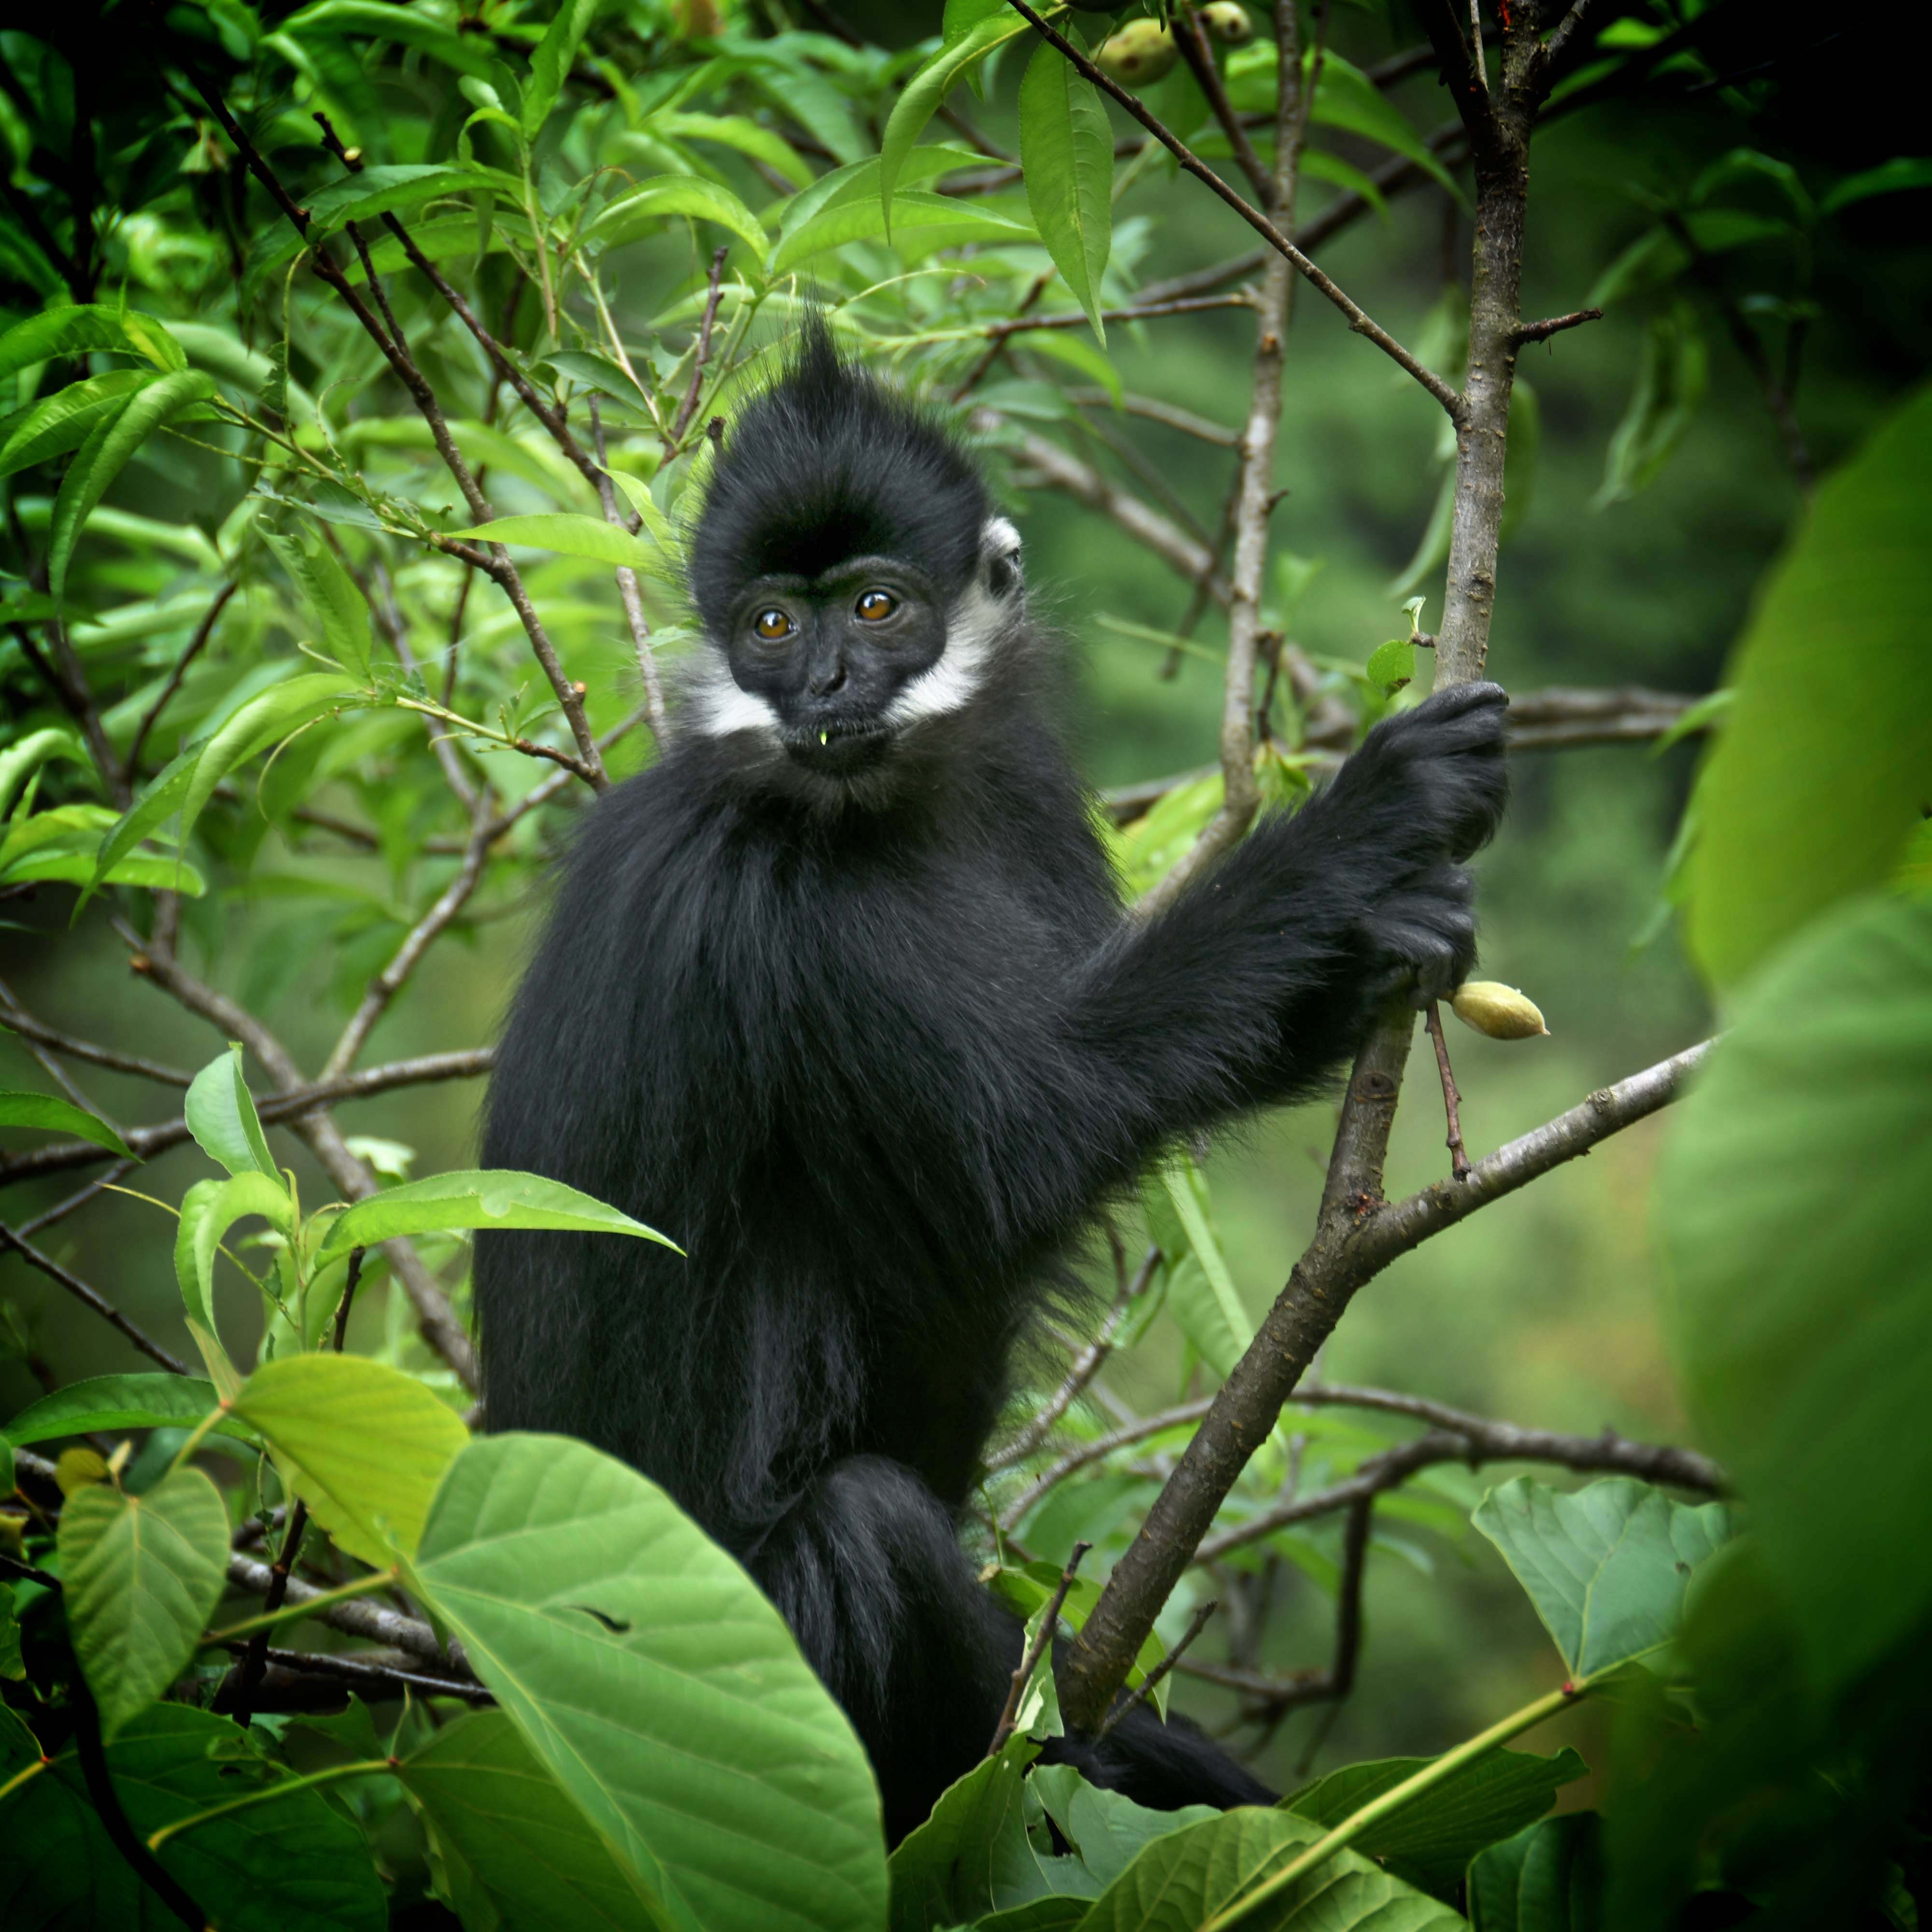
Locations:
981;516;1023;599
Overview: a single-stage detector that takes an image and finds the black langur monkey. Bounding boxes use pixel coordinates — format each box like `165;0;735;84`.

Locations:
475;319;1507;1840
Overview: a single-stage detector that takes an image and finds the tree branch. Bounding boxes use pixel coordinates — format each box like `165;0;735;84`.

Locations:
0;1222;189;1373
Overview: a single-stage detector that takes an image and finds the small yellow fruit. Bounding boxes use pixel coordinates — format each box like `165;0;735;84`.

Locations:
1096;20;1179;86
1450;981;1550;1040
54;1446;110;1495
1200;2;1256;44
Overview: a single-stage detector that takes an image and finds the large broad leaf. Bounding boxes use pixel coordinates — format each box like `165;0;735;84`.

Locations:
0;1089;133;1159
231;1354;469;1568
411;1432;888;1932
56;1468;230;1739
258;512;373;680
2;1373;240;1447
0;369;158;479
588;174;769;263
1282;1747;1588;1902
1472;1477;1733;1681
0;303;186;383
0;1703;385;1932
399;1709;646;1932
1685;383;1932;988
1018;34;1113;342
48;368;217;597
1070;1806;1464;1932
1467;1813;1605;1932
1659;893;1932;1696
316;1167;679;1257
446;512;657;572
184;1043;280;1180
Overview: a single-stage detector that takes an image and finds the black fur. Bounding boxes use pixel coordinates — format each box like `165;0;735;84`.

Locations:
475;327;1507;1841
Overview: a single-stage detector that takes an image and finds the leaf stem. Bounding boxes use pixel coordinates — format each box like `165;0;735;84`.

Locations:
198;1565;401;1647
1198;1678;1590;1931
145;1756;394;1854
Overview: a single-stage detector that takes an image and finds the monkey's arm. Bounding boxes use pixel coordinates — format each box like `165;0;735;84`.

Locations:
1065;682;1508;1145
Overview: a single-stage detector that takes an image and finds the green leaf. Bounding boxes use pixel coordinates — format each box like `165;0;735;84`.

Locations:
83;672;360;908
1585;210;1790;310
887;1733;1041;1930
1152;1158;1250;1379
1659;893;1932;1696
1684;384;1932;988
1072;1805;1465;1932
398;1708;648;1932
3;1374;236;1447
0;369;158;480
0;1702;386;1932
257;513;374;680
0;1090;133;1159
184;1044;280;1180
988;1562;1170;1717
445;511;658;572
173;1171;294;1357
317;1166;679;1258
231;1353;469;1568
1467;1813;1605;1932
1366;637;1416;697
47;369;217;597
880;9;1033;225
1283;1747;1587;1901
1031;1764;1219;1893
773;189;1037;274
57;1467;230;1739
0;1582;20;1682
1019;34;1114;341
1306;51;1463;200
589;174;769;263
1112;771;1224;899
775;143;979;255
1592;306;1706;508
648;111;815;190
0;303;187;384
523;0;597;136
412;1432;889;1932
1471;1477;1733;1680
0;726;87;818
280;0;497;77
1820;156;1932;217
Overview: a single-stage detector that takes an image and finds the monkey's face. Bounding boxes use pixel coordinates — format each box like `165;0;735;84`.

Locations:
715;554;949;776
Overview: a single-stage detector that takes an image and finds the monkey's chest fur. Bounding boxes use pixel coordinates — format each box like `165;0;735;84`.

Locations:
476;731;1119;1541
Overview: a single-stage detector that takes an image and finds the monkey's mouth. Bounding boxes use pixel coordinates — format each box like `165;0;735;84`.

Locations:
785;716;892;774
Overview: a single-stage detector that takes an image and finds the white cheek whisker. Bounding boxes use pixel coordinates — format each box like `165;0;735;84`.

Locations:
884;581;1005;727
687;652;785;743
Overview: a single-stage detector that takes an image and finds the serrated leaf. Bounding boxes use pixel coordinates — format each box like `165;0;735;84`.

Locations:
1019;35;1113;342
184;1044;279;1180
57;1467;230;1739
1284;1747;1588;1901
0;1090;133;1159
412;1432;888;1932
0;369;159;480
317;1166;679;1258
231;1353;469;1568
48;369;217;597
0;302;187;384
589;173;768;262
1472;1477;1733;1680
446;511;658;571
257;512;373;680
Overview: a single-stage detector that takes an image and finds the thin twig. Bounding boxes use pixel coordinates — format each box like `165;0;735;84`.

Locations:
670;246;731;443
1512;306;1602;343
332;1246;366;1354
224;1499;308;1727
1093;1598;1218;1742
122;581;237;778
1173;3;1273;206
0;1223;189;1374
587;397;669;741
997;0;1463;418
988;1542;1090;1757
986;292;1256;341
1423;1000;1471;1181
1001;1397;1216;1531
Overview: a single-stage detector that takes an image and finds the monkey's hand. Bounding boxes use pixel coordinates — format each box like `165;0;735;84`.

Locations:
1320;681;1509;1007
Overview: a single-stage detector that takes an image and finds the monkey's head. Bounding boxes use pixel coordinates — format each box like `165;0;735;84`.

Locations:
684;316;1023;785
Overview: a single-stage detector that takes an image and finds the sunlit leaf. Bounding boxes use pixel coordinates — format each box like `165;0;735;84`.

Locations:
880;8;1034;223
0;369;158;480
589;174;769;263
184;1044;280;1180
446;511;657;571
1019;33;1113;341
0;1090;133;1159
0;303;186;384
2;1374;239;1447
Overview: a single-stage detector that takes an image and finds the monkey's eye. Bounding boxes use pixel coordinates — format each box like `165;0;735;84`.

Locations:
752;608;793;641
854;589;896;623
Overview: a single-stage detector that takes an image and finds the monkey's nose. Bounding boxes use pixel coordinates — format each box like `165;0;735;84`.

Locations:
809;662;848;696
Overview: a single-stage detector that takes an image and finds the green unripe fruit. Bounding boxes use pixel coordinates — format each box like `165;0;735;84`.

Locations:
1096;19;1179;86
1450;981;1551;1041
1199;2;1255;43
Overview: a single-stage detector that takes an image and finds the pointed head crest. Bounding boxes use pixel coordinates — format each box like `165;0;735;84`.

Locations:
688;315;990;633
